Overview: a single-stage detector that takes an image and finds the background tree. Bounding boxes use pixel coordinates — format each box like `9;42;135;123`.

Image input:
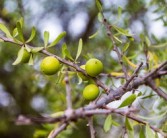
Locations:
0;0;167;138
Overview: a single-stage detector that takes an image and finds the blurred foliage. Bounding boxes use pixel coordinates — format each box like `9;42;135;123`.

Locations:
0;0;167;138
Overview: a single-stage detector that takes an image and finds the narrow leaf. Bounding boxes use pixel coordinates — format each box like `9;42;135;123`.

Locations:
26;27;36;43
75;38;83;61
62;43;74;61
12;27;18;37
16;22;24;42
89;31;98;39
146;124;155;138
123;56;137;68
113;35;122;43
125;117;133;131
0;23;12;38
112;25;132;37
111;72;124;77
28;54;33;65
48;31;66;48
111;120;120;127
12;47;24;65
139;126;145;138
44;31;49;47
123;42;130;52
96;0;102;12
118;94;136;108
31;47;44;53
103;115;112;132
117;6;122;20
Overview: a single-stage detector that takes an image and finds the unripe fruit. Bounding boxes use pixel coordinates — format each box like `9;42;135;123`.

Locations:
40;56;60;75
83;84;99;101
78;65;88;80
85;58;103;77
20;49;31;63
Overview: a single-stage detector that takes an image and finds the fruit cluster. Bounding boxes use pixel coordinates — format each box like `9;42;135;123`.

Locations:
40;56;103;101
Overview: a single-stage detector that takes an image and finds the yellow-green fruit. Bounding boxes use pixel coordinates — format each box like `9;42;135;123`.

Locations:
40;56;60;75
20;49;31;63
83;84;99;101
85;58;103;77
78;65;88;80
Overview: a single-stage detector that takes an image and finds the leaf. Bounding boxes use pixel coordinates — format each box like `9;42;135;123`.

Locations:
103;115;112;132
12;47;25;65
31;47;44;53
98;12;103;22
12;27;18;37
62;43;74;61
75;38;83;61
48;31;66;48
112;25;132;37
139;126;145;138
113;35;122;43
110;72;124;77
89;30;98;39
28;54;33;65
16;22;24;42
118;94;136;108
96;0;102;12
146;124;155;138
44;31;49;48
117;6;122;20
123;56;137;68
125;117;133;131
111;120;120;127
0;23;12;38
123;42;130;52
26;27;36;43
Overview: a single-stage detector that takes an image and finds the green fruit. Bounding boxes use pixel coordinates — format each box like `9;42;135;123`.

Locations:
20;49;31;63
83;84;99;101
85;58;103;77
78;65;88;80
40;56;60;75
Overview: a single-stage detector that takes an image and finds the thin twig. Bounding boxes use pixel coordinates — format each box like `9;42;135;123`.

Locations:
48;123;68;138
88;117;96;138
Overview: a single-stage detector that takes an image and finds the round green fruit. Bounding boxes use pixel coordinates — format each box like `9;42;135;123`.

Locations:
85;58;103;77
40;56;60;75
20;49;31;63
78;65;88;81
83;84;99;101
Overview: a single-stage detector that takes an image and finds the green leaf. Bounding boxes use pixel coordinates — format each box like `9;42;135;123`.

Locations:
111;120;120;127
12;27;18;37
149;42;167;49
118;94;136;108
31;47;44;53
0;23;12;38
12;47;25;65
26;27;36;43
113;35;122;43
75;38;83;61
123;42;130;52
44;31;49;48
62;43;74;61
139;126;145;138
125;117;133;131
98;13;103;22
112;25;132;37
89;31;98;39
25;44;31;52
28;54;33;65
48;31;66;48
96;0;102;12
18;17;24;28
117;6;122;20
16;22;24;42
146;124;155;138
103;115;112;132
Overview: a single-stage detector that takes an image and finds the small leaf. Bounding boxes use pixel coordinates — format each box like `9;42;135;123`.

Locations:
98;13;103;22
123;56;137;68
25;44;31;52
28;54;33;65
26;27;36;43
62;43;74;61
96;0;102;12
146;124;155;138
12;47;24;65
16;22;24;42
48;31;66;48
18;17;24;28
75;38;83;61
113;35;122;43
89;31;98;39
111;120;120;127
148;42;167;49
139;126;145;138
12;27;18;37
111;72;124;77
125;117;133;131
123;42;130;52
112;25;132;37
118;94;136;108
44;31;49;48
103;115;112;132
0;23;12;38
31;47;44;53
117;6;122;20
